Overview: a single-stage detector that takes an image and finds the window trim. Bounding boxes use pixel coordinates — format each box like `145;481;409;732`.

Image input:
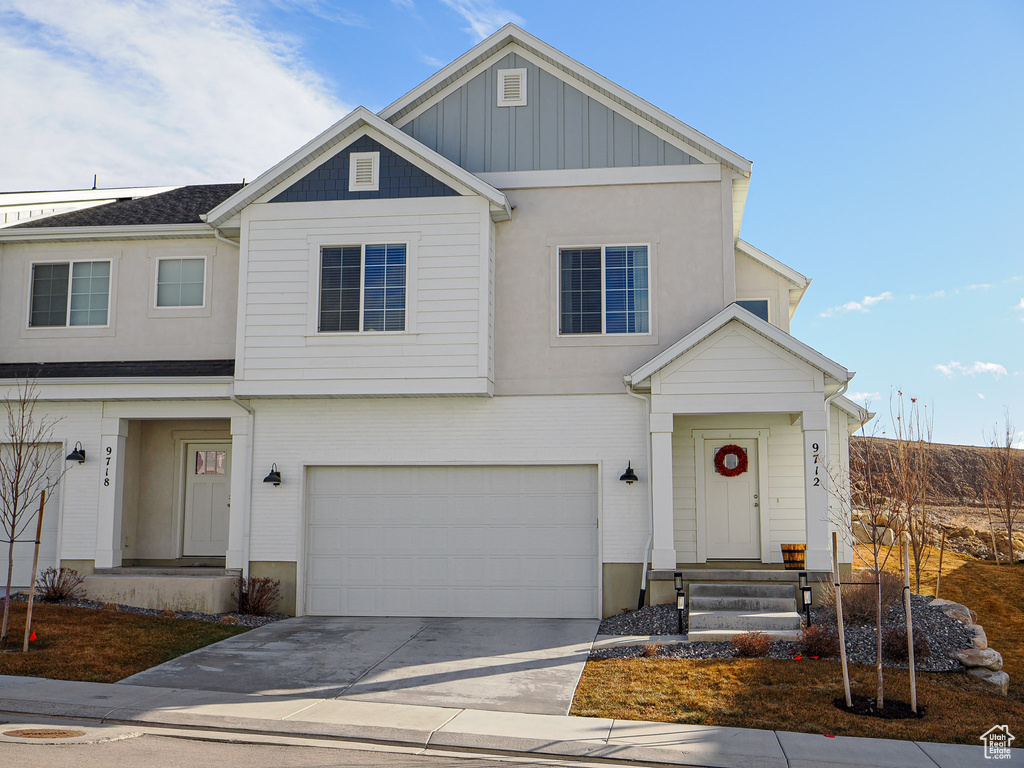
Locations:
147;246;215;319
555;242;654;338
305;234;419;341
735;297;771;324
153;255;208;310
25;257;114;332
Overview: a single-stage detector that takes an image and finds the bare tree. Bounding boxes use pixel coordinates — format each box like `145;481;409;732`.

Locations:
0;380;66;647
886;392;933;592
985;410;1023;564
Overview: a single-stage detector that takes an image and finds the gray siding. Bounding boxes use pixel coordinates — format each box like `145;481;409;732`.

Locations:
398;53;700;173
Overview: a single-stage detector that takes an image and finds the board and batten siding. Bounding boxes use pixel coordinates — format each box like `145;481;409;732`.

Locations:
236;197;493;396
398;52;700;173
246;394;649;565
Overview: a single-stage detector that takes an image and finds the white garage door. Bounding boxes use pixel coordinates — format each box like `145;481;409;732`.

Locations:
304;465;598;618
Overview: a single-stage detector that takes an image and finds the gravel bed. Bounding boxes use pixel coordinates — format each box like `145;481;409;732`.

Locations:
593;593;974;672
6;592;287;628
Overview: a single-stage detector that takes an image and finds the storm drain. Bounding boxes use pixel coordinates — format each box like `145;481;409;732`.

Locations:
4;728;87;739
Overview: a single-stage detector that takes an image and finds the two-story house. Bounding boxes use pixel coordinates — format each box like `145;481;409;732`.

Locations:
0;25;866;619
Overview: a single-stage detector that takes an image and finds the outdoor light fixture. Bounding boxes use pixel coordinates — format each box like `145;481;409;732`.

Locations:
65;441;86;464
263;463;282;486
799;572;813;627
619;461;638;484
674;571;686;635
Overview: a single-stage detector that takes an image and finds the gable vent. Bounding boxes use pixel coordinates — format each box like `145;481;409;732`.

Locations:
497;68;527;107
348;151;379;192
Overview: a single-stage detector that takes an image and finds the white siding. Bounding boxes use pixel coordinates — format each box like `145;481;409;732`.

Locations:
247;394;648;565
237;196;493;396
672;414;806;563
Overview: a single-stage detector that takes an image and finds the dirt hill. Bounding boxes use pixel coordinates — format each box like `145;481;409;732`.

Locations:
849;436;1024;560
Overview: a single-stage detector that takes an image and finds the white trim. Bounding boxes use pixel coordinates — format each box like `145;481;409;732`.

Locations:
496;68;527;107
832;395;873;425
24;256;115;334
734;297;770;323
150;252;212;318
693;429;770;564
0;379;235;402
204;107;511;226
378;26;751;175
233;378;493;397
0;223;212;243
628;304;850;386
736;240;809;289
347;151;380;192
477;164;721;190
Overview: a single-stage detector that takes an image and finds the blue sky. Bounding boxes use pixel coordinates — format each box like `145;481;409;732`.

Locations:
1;0;1021;446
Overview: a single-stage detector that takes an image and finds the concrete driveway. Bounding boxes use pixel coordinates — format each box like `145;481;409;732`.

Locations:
119;617;599;715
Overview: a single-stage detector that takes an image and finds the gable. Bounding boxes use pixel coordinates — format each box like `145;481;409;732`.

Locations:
270;135;459;203
397;51;701;174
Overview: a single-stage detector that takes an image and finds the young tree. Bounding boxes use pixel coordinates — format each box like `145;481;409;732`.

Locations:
985;411;1023;564
886;392;933;592
0;380;66;647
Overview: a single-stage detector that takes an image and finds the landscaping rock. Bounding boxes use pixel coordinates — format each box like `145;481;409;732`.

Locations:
931;600;973;626
968;667;1010;696
954;647;1003;671
969;624;988;649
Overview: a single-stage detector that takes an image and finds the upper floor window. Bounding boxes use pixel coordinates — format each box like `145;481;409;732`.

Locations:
736;299;769;322
156;257;205;307
319;244;406;332
30;260;110;327
559;245;649;335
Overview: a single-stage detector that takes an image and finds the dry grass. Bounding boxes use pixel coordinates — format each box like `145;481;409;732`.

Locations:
573;546;1024;743
0;602;247;683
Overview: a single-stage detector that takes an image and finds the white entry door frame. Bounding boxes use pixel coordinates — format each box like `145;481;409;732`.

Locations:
694;429;771;563
183;441;232;557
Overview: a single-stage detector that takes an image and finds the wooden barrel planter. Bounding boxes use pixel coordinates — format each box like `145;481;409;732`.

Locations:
781;544;806;570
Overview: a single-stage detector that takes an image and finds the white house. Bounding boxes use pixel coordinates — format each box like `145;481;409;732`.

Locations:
0;25;866;619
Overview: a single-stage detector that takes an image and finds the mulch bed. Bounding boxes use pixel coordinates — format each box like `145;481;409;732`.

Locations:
834;694;926;720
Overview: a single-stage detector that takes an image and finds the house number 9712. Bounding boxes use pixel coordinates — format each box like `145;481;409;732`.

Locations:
811;442;820;487
104;445;112;486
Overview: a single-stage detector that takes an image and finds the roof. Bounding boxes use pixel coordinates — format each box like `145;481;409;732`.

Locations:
9;184;242;229
0;360;235;379
379;24;752;177
204;107;511;228
627;303;851;386
736;240;810;288
833;395;874;425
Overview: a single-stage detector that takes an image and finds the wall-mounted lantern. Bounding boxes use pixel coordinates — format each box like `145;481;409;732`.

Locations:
263;463;282;486
619;461;638;485
65;441;86;464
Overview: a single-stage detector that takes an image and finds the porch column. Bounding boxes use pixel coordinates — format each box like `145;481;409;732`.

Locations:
650;412;677;569
95;417;128;569
802;409;830;570
226;415;251;572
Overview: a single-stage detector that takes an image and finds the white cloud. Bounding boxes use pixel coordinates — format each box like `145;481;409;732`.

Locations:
978;393;986;400
935;361;1008;379
420;53;446;68
391;0;416;8
440;0;523;42
266;0;367;26
819;291;893;318
1015;298;1024;312
0;0;347;190
847;391;879;405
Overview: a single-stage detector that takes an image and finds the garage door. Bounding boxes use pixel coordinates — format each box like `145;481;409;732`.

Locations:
304;465;598;618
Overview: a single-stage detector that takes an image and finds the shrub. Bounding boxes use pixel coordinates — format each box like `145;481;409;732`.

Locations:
731;631;772;658
34;567;85;602
883;625;930;661
800;624;839;657
641;641;660;658
819;570;903;623
233;575;281;616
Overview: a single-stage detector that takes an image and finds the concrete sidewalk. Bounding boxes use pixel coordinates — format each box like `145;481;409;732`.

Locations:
0;675;986;767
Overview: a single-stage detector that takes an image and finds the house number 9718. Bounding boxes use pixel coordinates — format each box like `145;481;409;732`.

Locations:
811;442;820;487
104;445;112;486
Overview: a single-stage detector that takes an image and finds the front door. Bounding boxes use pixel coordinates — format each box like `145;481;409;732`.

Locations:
183;443;231;557
705;438;760;559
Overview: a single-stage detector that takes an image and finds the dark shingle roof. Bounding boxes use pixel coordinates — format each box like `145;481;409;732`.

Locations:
12;184;244;228
0;360;235;378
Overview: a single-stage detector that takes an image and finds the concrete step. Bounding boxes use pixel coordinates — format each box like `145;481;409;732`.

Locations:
688;609;803;632
663;569;823;583
690;596;797;613
689;582;795;600
688;628;802;642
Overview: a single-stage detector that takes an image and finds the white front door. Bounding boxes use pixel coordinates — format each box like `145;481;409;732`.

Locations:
705;438;760;559
183;443;231;557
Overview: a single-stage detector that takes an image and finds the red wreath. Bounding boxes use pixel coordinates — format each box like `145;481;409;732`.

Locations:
714;444;748;477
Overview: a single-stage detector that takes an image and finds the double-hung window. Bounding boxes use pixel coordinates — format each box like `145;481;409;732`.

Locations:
30;260;111;327
559;245;649;334
319;243;406;332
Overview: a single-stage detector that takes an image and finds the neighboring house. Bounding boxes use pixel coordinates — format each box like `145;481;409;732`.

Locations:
0;25;867;619
0;185;180;228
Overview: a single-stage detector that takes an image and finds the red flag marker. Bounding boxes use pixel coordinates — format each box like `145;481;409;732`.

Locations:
793;655;803;660
29;631;37;642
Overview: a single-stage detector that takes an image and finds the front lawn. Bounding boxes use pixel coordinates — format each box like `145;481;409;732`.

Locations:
573;545;1024;744
0;601;248;683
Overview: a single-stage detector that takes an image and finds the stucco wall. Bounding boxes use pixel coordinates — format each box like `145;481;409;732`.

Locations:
735;249;795;333
0;237;237;363
493;181;727;395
